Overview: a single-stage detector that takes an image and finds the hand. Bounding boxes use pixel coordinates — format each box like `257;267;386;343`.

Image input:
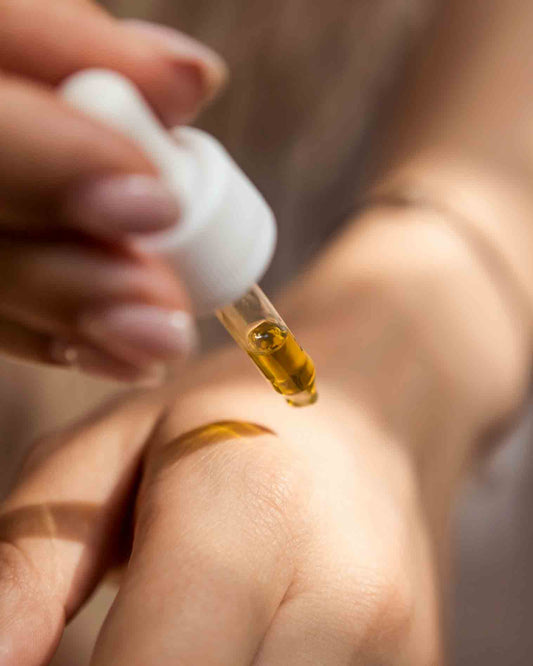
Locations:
0;356;443;665
0;1;226;379
0;204;527;665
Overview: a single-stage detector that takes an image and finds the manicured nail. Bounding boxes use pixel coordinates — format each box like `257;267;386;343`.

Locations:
79;305;198;366
49;339;166;384
63;175;179;236
126;19;228;122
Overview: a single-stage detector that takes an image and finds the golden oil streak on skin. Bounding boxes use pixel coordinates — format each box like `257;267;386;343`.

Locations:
151;422;275;475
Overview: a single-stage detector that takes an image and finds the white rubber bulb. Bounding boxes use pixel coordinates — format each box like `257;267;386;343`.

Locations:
60;69;277;315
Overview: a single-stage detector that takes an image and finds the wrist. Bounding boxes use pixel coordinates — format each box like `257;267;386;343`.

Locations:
282;203;531;479
371;151;533;330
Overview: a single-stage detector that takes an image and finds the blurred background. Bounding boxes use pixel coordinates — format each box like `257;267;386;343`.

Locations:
1;0;532;663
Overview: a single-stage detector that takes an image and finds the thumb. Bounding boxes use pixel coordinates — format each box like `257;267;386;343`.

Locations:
0;390;167;666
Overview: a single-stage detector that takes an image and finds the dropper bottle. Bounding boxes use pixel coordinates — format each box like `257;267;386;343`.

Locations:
61;70;317;407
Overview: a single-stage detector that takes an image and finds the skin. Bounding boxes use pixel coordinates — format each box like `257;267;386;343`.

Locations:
0;386;441;665
1;0;533;663
0;209;529;665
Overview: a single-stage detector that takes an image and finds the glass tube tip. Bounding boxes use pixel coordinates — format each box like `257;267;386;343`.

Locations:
285;383;318;408
216;285;318;408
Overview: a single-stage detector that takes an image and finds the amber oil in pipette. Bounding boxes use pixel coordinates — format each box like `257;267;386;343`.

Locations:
245;320;317;406
216;285;318;407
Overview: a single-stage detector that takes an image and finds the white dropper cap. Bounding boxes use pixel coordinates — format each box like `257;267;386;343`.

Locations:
60;69;277;316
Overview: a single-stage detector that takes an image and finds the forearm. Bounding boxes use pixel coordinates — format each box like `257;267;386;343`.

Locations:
371;0;533;325
278;0;533;469
282;204;528;500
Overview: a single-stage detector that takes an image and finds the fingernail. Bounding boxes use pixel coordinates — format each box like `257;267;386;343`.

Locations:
50;339;166;384
63;175;179;236
126;19;228;121
79;305;198;366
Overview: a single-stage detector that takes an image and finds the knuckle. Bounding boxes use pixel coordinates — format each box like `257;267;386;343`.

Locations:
374;576;415;641
352;569;416;649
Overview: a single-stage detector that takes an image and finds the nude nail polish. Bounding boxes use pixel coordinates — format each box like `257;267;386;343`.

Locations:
80;305;198;366
125;19;228;122
64;175;180;236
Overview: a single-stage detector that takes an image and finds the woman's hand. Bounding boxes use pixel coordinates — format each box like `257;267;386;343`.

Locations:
0;211;502;665
0;377;441;666
0;0;226;379
0;203;528;665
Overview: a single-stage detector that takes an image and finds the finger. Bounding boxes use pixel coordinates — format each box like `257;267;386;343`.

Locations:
125;19;228;118
0;238;196;367
91;422;298;666
0;314;55;365
0;390;168;666
0;313;152;381
0;76;184;239
253;596;365;665
0;0;227;126
254;578;440;666
50;340;168;383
